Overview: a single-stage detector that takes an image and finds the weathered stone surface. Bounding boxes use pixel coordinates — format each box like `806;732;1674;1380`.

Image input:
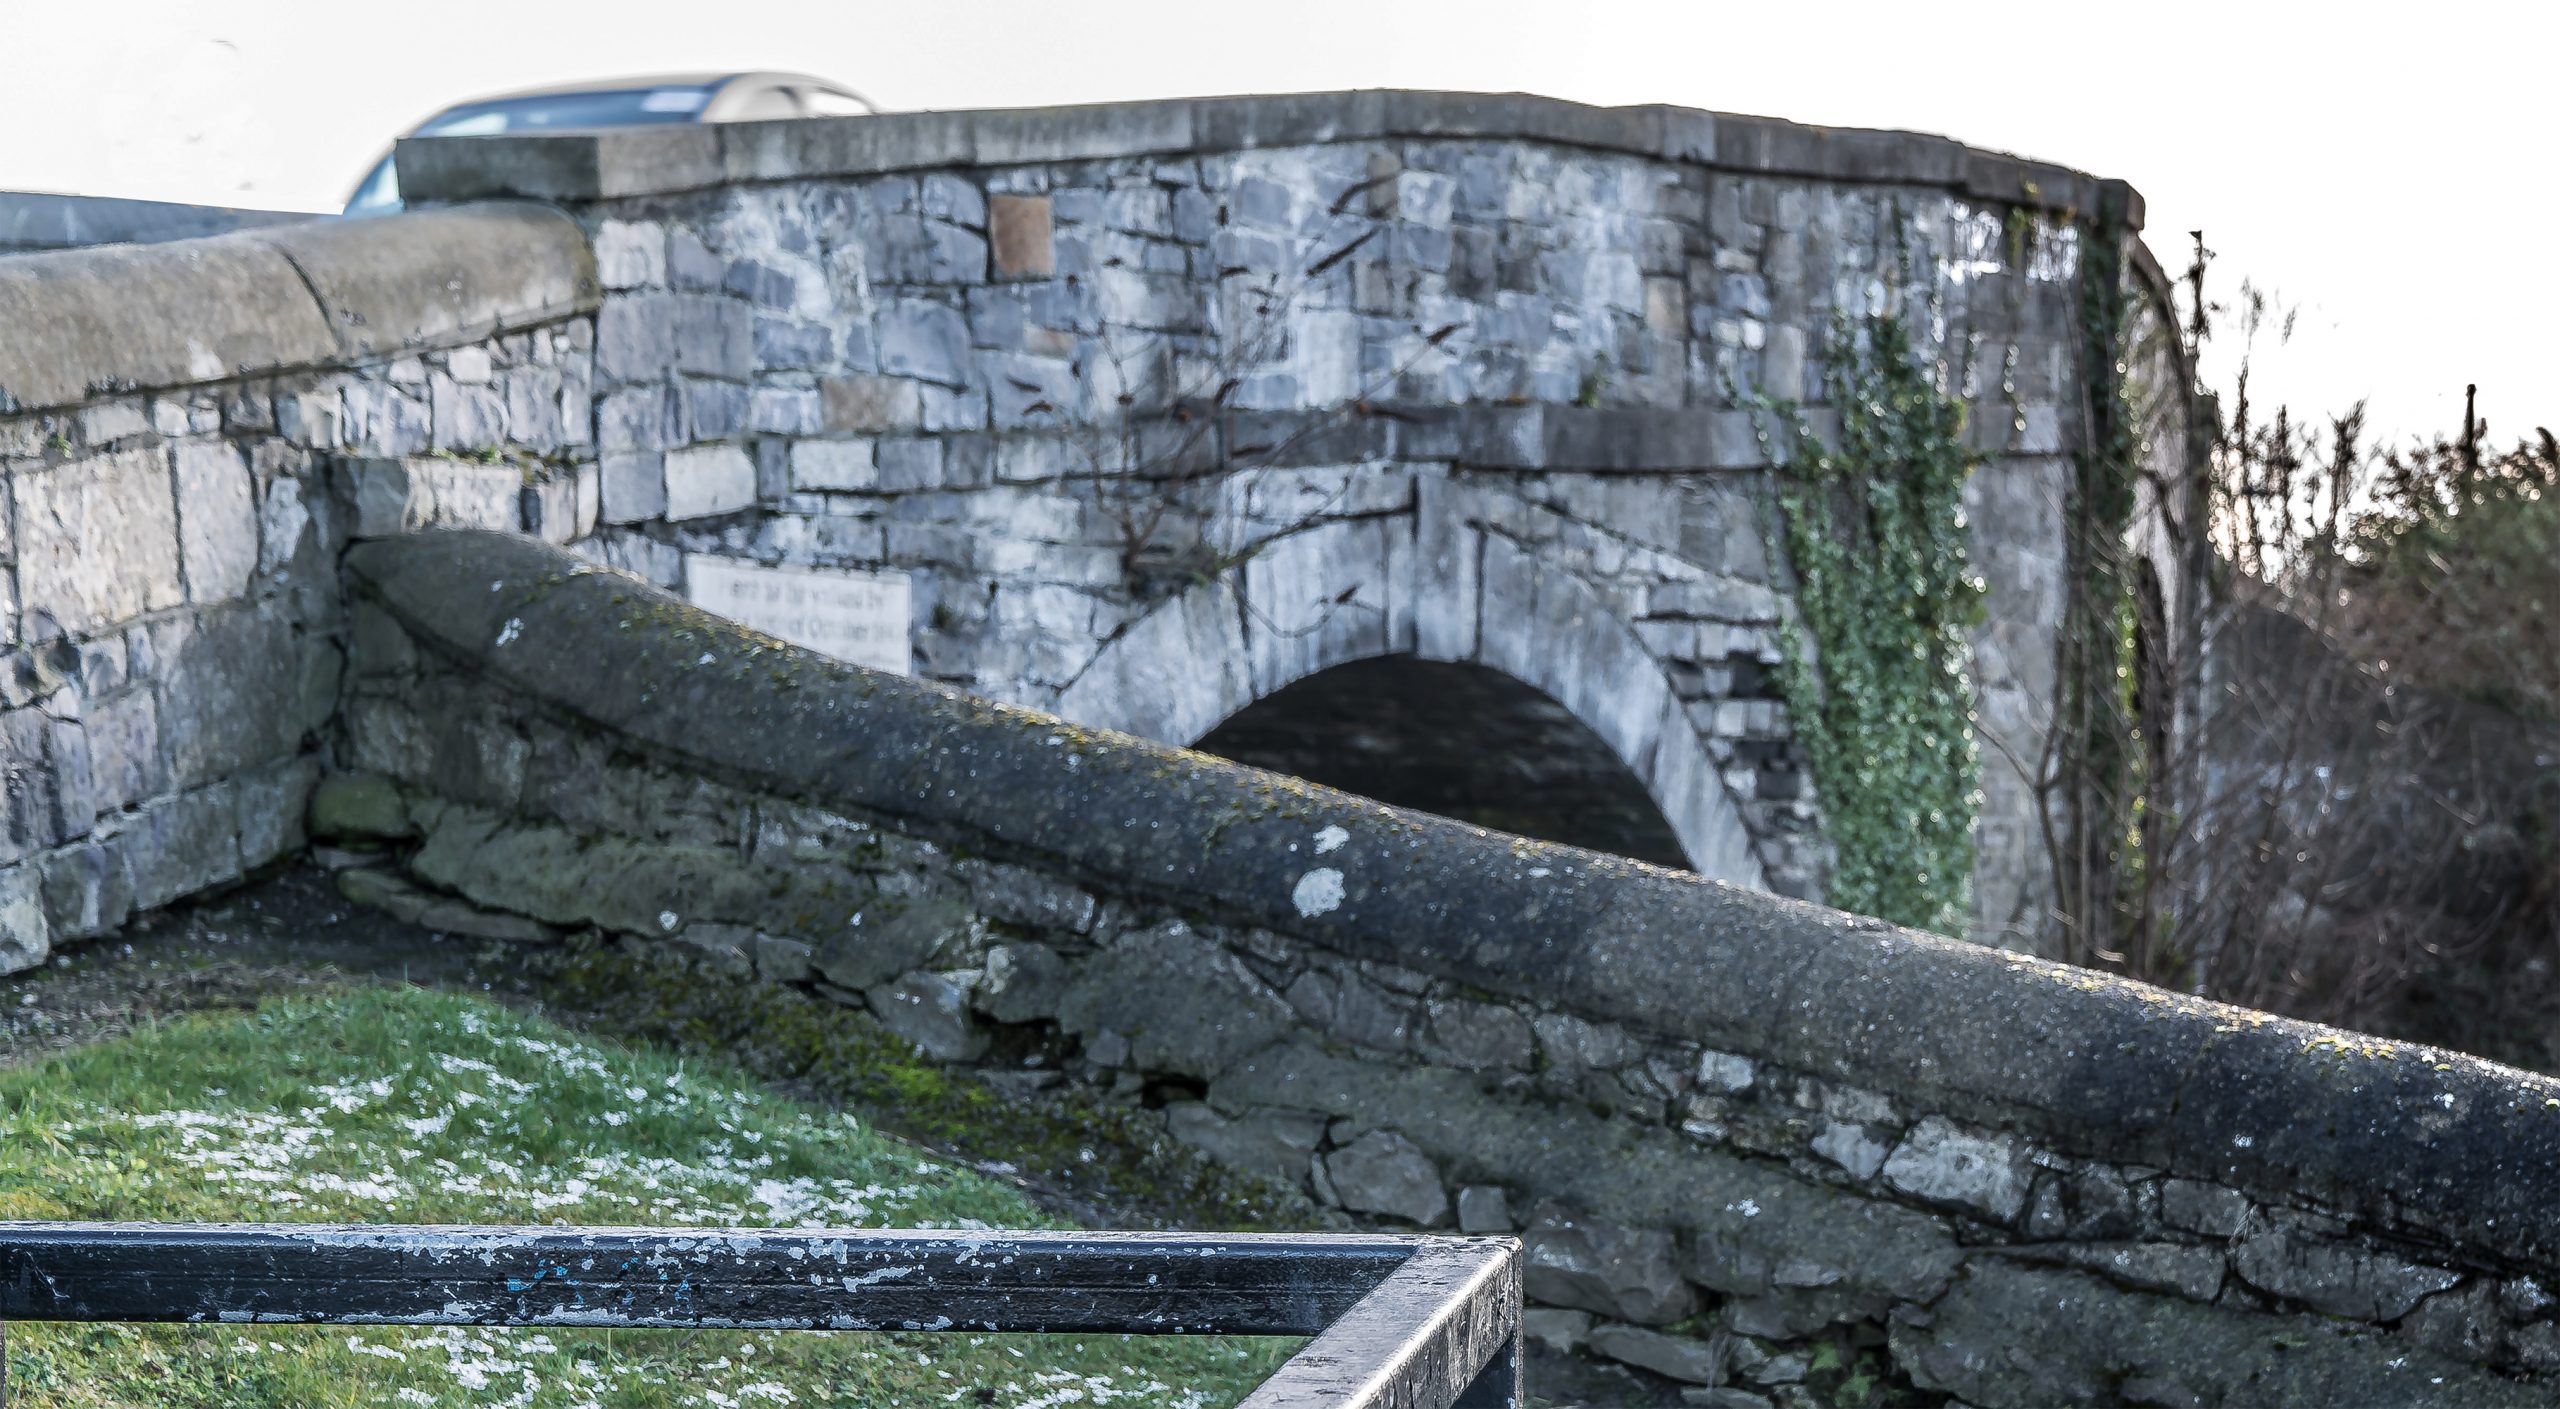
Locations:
1416;998;1534;1071
1520;1307;1591;1355
877;301;971;387
0;861;48;974
988;195;1055;280
663;443;756;520
2006;1241;2224;1303
17;450;183;636
1587;1323;1726;1385
811;895;974;991
1285;965;1414;1054
958;859;1098;933
37;837;132;942
865;970;989;1062
1457;1184;1514;1234
2402;1281;2507;1365
2229;1226;2462;1322
1319;1130;1448;1226
309;773;414;842
1895;1261;2538;1409
974;940;1068;1023
153;604;330;791
336;456;521;538
1880;1117;2032;1223
173;441;258;603
821;374;923;432
1524;1204;1694;1325
1810;1121;1889;1180
752;932;816;983
1165;1102;1324;1186
1056;920;1292;1080
123;783;242;910
2159;1178;2252;1238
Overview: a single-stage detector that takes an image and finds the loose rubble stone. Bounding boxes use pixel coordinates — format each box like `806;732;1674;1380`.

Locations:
1319;1130;1447;1226
1165;1102;1324;1186
1587;1323;1727;1385
865;970;989;1062
1524;1204;1695;1325
1457;1184;1514;1234
974;940;1069;1022
309;774;414;842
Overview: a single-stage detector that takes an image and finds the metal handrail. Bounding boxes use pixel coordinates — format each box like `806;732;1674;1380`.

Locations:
0;1223;1522;1408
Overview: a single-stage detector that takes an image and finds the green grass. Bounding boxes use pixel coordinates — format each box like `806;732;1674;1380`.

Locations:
0;986;1296;1407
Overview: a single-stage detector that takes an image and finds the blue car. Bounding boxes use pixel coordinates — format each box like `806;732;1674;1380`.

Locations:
345;72;874;215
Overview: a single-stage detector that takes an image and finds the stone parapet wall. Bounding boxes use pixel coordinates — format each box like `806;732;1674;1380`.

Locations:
0;207;601;972
336;530;2560;1405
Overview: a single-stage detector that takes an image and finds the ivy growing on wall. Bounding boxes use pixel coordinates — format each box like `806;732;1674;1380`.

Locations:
1761;313;1985;935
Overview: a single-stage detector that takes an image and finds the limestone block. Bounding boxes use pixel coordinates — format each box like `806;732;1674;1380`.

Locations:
235;756;317;868
1456;1184;1514;1234
1285;966;1414;1055
1523;1204;1694;1325
70;688;155;820
2229;1226;2462;1322
337;456;523;538
2159;1178;2252;1239
1586;1323;1726;1385
595;221;666;289
663;444;756;521
599;453;667;524
878;301;972;387
1809;1121;1889;1181
1055;919;1293;1081
1165;1102;1324;1187
520;470;581;545
1414;998;1534;1072
974;941;1068;1023
308;773;414;843
152;605;328;791
1880;1117;2033;1224
37;835;131;943
1520;1308;1591;1355
124;782;243;910
752;932;816;984
865;971;989;1062
790;439;877;493
429;378;507;451
17;449;183;637
822;374;925;432
1318;1130;1447;1227
958;860;1098;934
0;861;47;974
172;441;258;604
811;895;972;992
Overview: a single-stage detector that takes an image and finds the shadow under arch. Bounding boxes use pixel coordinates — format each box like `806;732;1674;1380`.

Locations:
1053;514;1766;888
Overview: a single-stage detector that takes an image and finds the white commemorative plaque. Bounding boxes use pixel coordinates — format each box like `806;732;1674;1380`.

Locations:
684;555;913;676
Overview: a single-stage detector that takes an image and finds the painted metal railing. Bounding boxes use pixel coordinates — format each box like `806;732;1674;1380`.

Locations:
0;1223;1522;1408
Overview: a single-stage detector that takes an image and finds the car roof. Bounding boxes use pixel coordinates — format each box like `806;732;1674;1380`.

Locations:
403;72;854;127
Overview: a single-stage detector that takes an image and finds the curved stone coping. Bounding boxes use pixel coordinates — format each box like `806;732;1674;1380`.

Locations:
0;203;599;415
349;529;2560;1271
396;89;2141;227
0;190;307;253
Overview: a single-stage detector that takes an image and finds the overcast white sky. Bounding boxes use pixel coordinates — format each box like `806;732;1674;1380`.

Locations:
4;0;2548;445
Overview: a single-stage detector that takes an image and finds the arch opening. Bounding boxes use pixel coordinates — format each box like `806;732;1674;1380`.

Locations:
1192;655;1692;870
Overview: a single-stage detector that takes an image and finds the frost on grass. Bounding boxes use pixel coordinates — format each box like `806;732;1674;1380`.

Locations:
0;988;1291;1408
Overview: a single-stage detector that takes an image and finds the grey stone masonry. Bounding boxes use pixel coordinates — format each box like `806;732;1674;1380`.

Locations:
334;529;2560;1407
412;90;2132;947
0;205;599;972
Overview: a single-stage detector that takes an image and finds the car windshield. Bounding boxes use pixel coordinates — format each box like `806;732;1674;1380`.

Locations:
345;85;712;215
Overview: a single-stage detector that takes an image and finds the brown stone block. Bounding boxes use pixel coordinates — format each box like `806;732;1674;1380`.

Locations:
988;194;1055;281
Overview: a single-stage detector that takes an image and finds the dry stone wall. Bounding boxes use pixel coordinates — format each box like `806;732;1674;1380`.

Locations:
0;204;600;974
402;92;2108;945
335;529;2560;1406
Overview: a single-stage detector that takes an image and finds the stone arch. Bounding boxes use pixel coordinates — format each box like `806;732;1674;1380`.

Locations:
1054;508;1765;888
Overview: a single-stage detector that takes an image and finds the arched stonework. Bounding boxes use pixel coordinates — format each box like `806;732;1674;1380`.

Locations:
1054;490;1766;889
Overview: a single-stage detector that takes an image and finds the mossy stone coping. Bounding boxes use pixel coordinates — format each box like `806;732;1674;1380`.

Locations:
350;528;2560;1274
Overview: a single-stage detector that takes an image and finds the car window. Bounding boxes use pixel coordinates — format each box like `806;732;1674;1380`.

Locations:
414;87;710;137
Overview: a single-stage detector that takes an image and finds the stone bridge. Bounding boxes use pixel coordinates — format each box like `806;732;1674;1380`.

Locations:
12;91;2552;1406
